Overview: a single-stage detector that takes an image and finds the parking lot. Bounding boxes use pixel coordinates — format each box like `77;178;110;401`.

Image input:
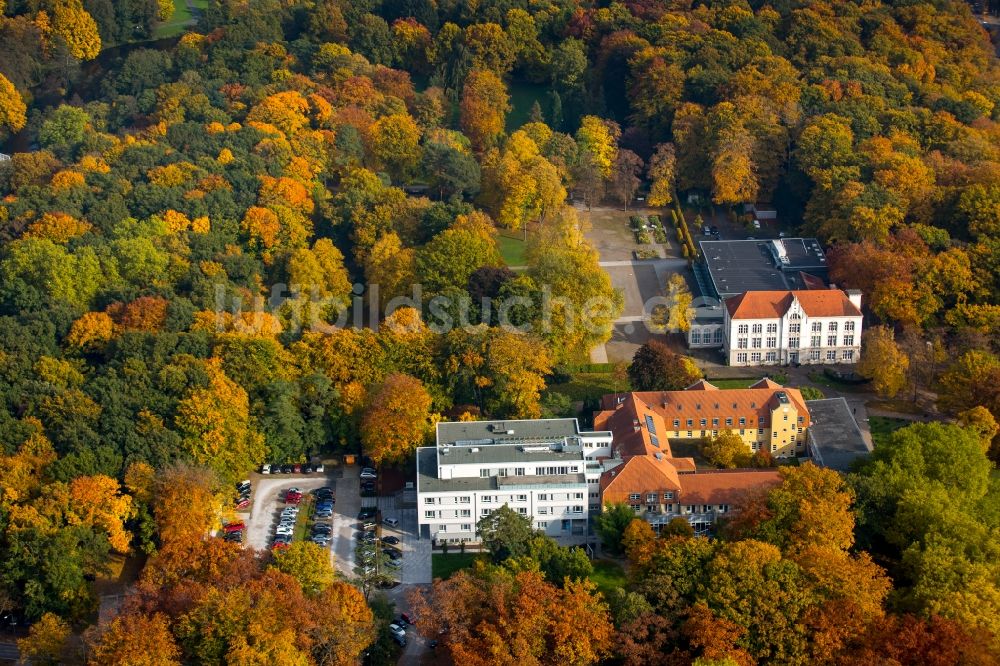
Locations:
244;471;342;554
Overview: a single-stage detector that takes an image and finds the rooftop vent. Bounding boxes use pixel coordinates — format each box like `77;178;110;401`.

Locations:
521;445;552;453
654;452;663;461
470;447;480;453
441;448;450;455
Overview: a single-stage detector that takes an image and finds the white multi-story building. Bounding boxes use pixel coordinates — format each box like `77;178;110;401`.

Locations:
723;289;863;366
416;419;612;545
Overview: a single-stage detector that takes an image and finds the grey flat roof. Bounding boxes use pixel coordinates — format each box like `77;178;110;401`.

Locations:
417;448;495;492
438;443;584;465
437;418;581;445
416;448;584;493
498;473;585;487
699;239;829;298
806;398;872;472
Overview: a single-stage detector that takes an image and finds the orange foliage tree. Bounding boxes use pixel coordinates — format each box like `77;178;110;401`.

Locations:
410;566;613;666
360;373;433;466
459;69;509;152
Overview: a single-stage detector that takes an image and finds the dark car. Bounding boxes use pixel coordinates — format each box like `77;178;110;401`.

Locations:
302;463;314;474
361;482;375;492
235;498;250;509
710;225;719;235
223;532;243;542
358;508;377;520
313;486;334;496
401;612;415;625
380;536;400;545
281;465;293;474
382;548;402;560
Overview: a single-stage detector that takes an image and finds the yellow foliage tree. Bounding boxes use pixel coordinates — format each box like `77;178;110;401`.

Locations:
51;0;101;60
576;116;620;178
67;311;115;349
69;475;133;552
89;612;182;665
156;0;173;21
270;542;336;595
23;212;92;243
175;358;266;482
0;73;27;133
857;326;909;398
17;613;70;665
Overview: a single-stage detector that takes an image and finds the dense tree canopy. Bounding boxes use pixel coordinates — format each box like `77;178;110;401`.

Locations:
0;0;998;658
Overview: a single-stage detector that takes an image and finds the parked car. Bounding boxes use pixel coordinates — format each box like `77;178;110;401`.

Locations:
223;522;245;534
286;495;302;506
383;517;399;528
275;527;294;536
358;508;377;520
361;521;376;531
383;548;402;560
235;498;250;510
236;479;251;490
360;482;375;493
260;464;271;474
302;464;313;474
281;465;293;474
710;225;719;235
380;536;400;545
388;624;406;640
314;464;325;473
400;612;415;625
360;471;377;480
293;464;302;474
702;224;711;236
752;219;761;229
392;634;406;647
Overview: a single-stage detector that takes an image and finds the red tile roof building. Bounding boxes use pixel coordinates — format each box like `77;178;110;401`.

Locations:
722;289;863;367
594;381;800;534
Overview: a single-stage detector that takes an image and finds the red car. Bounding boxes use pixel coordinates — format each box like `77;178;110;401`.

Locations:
293;464;302;474
223;522;245;534
286;493;302;505
272;541;289;551
235;498;250;509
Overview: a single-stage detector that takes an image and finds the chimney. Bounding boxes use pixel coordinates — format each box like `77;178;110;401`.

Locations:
846;289;862;311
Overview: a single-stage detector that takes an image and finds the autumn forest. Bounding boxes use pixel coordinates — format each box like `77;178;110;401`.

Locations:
1;0;1000;663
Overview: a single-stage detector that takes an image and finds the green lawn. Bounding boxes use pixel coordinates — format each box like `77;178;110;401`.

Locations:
498;235;527;267
293;495;312;543
152;0;206;38
506;81;550;131
589;559;627;599
431;552;480;580
868;415;909;446
547;372;624;402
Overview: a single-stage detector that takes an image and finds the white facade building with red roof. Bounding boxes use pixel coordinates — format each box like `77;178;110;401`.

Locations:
722;288;863;366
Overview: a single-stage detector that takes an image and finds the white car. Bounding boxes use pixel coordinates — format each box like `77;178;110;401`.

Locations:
275;526;294;536
388;624;406;640
314;464;325;473
360;470;377;479
261;464;271;474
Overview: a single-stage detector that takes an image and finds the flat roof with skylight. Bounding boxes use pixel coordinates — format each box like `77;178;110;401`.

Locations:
698;238;829;298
